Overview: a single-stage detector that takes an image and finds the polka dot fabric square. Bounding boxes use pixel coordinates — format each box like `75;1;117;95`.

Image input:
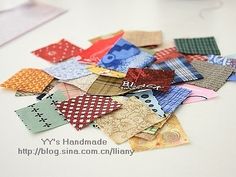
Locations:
56;95;122;130
32;39;84;63
0;68;54;93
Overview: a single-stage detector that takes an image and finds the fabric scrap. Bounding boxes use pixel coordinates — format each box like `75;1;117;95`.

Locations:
87;65;126;78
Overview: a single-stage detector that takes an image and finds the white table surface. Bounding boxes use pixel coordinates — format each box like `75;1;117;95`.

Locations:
0;0;236;177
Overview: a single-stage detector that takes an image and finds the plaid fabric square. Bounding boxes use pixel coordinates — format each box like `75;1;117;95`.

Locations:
149;57;203;84
189;61;234;91
153;86;192;113
87;75;132;96
174;37;221;55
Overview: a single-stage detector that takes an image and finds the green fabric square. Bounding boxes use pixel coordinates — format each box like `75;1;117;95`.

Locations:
15;91;68;133
174;37;221;55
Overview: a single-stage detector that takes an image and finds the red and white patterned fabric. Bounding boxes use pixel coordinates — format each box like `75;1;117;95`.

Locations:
56;95;122;130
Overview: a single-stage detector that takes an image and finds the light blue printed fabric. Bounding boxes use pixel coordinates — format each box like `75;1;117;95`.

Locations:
125;90;165;118
208;55;236;81
44;58;91;80
153;86;192;114
98;38;155;73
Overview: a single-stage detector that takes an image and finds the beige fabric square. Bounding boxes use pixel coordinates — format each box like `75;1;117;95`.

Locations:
189;61;234;91
96;97;163;144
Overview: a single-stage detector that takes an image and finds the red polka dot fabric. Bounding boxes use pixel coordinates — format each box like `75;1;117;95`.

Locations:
56;95;122;130
32;39;84;63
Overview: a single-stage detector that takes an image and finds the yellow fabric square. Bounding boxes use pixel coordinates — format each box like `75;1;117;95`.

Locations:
0;68;54;93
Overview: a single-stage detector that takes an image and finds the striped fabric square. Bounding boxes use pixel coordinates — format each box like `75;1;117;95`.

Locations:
149;57;203;84
174;37;221;55
153;86;192;113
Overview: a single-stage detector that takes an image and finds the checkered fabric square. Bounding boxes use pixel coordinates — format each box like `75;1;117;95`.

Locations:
153;86;192;113
149;57;203;84
174;37;221;55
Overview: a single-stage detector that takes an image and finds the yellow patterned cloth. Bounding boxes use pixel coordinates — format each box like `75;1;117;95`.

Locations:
87;65;126;78
0;68;54;93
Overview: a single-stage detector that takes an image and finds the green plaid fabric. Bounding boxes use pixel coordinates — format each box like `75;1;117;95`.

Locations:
174;37;221;55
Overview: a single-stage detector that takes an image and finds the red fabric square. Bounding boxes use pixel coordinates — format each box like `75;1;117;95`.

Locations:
79;32;124;64
32;39;84;63
121;68;174;92
56;95;122;130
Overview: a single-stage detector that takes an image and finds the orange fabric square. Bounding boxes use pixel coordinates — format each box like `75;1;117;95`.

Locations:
0;68;54;93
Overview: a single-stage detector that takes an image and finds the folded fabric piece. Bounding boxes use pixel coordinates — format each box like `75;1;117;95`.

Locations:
87;65;126;78
154;47;207;63
32;39;83;63
43;58;91;80
125;90;166;118
129;114;189;151
177;84;218;104
61;74;98;92
50;83;85;99
15;79;58;97
174;37;221;55
153;86;192;113
89;30;124;43
150;57;203;84
121;68;174;91
15;91;67;133
208;55;236;81
79;32;123;64
56;95;122;130
96;97;163;144
122;30;162;47
87;75;132;96
98;38;155;73
188;61;234;91
0;68;54;93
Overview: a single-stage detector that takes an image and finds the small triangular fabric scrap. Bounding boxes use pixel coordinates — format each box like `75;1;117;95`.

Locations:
122;30;162;47
153;86;192;114
150;57;203;84
188;60;234;91
154;47;207;63
121;68;174;92
15;91;68;133
79;32;123;64
43;58;91;80
56;95;122;131
96;97;162;144
208;55;236;81
0;68;54;93
174;37;221;55
177;84;218;104
98;38;155;73
61;74;98;92
32;39;84;63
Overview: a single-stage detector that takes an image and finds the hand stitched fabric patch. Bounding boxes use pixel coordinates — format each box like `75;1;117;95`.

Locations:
188;60;234;91
177;84;218;104
15;91;68;133
87;66;126;78
98;38;155;73
43;58;91;80
153;86;192;113
122;30;162;47
87;75;132;96
61;74;98;92
32;39;84;63
96;97;162;144
150;57;203;84
0;68;54;93
129;114;189;151
174;37;221;55
121;68;174;91
208;55;236;81
56;95;122;130
79;32;123;64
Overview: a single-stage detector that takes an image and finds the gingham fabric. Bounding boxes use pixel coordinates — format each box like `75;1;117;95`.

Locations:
174;37;221;55
153;86;192;113
149;57;203;84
